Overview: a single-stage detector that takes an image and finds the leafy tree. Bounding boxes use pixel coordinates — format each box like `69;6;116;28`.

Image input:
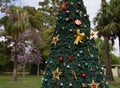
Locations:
0;0;15;13
0;5;31;82
93;0;114;81
95;38;120;65
38;0;61;59
0;38;11;74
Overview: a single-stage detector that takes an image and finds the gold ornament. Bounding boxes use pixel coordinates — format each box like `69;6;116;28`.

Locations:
80;11;82;17
52;67;62;80
88;80;100;88
82;83;86;87
51;35;59;45
74;29;85;45
88;48;91;55
72;71;77;80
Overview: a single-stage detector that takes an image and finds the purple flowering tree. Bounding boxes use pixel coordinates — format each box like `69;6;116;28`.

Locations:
11;29;43;77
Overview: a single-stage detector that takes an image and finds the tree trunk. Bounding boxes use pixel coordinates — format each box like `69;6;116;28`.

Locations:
104;36;114;81
37;64;40;76
22;62;26;78
12;37;18;82
12;60;17;82
0;65;3;75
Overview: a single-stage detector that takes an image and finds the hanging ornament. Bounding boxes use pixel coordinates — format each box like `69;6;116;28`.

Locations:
82;83;86;88
64;63;66;66
84;25;87;28
75;19;82;25
88;48;91;55
74;29;85;45
59;2;68;11
80;50;83;53
60;83;64;86
77;53;80;57
59;57;63;63
76;10;79;13
46;65;49;69
77;2;81;6
68;56;73;62
44;78;48;83
58;16;63;21
67;65;70;68
84;62;88;67
72;71;77;80
53;80;57;84
50;60;53;63
78;64;81;67
69;83;73;88
66;10;70;14
69;29;73;32
71;2;74;5
51;34;59;45
65;17;70;21
52;67;62;80
80;11;82;17
81;73;86;78
90;30;98;39
91;54;94;57
88;80;100;88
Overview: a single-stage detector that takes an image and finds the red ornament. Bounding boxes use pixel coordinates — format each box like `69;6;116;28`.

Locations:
77;2;81;5
46;65;49;69
59;57;63;62
53;80;57;84
81;73;86;78
66;10;70;14
68;56;73;62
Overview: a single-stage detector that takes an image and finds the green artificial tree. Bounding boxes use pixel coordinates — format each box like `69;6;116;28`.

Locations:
41;0;109;88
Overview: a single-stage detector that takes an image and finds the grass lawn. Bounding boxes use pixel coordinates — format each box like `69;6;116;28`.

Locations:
0;75;42;88
0;75;120;88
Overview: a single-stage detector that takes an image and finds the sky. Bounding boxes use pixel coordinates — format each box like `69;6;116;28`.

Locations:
1;0;119;55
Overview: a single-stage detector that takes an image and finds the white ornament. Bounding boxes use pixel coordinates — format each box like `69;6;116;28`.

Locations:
67;65;70;68
69;83;72;86
60;83;64;86
77;54;80;57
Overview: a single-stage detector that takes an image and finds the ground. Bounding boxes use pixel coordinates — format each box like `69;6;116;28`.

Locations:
0;75;119;88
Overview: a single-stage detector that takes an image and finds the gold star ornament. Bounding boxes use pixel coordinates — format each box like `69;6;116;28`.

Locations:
52;67;62;80
74;29;85;45
51;35;59;45
88;80;100;88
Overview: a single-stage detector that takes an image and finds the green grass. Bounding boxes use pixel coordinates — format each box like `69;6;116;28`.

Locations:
0;75;120;88
109;78;120;88
0;75;42;88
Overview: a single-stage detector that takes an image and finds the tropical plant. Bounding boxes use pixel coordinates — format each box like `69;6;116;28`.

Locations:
0;5;31;82
93;0;114;81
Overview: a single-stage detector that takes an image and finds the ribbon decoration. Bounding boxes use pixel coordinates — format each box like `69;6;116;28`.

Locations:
74;29;85;45
72;71;77;80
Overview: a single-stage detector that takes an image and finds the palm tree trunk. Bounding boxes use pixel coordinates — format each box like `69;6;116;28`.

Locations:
12;59;17;82
37;64;40;76
104;36;114;81
12;37;18;82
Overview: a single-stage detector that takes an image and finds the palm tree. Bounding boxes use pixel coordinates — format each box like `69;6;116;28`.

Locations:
109;0;120;52
1;5;31;82
93;0;114;81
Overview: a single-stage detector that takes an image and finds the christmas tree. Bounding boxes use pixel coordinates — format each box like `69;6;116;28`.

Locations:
41;0;109;88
